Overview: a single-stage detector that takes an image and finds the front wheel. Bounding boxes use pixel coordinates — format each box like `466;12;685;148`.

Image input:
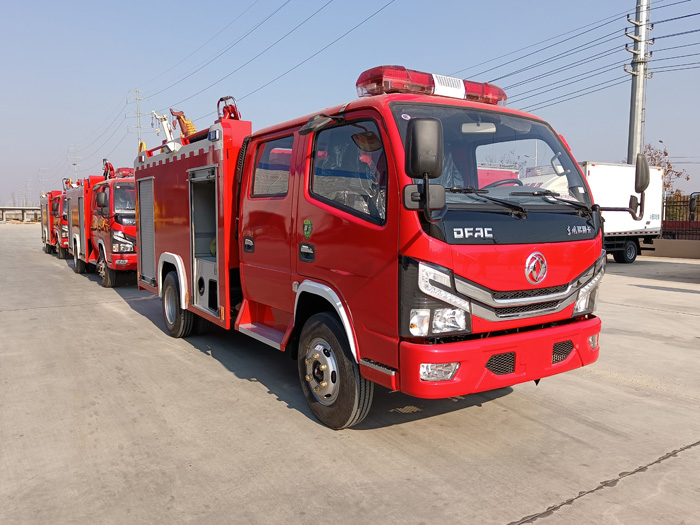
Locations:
162;272;194;338
298;312;373;429
97;249;117;287
57;246;67;260
613;239;638;264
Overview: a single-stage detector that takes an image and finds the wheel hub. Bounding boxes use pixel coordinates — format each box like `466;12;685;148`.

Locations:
304;340;339;406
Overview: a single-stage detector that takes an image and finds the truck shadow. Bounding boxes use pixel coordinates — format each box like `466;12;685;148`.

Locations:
115;287;513;430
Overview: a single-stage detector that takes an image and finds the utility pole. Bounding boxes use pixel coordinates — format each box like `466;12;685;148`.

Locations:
69;144;81;179
625;0;653;164
128;89;144;147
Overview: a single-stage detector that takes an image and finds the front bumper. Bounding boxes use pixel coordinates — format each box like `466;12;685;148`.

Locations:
398;316;601;398
109;252;137;271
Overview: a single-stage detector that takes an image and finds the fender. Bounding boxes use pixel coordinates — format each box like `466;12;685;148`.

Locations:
158;252;188;309
294;280;358;363
96;239;107;261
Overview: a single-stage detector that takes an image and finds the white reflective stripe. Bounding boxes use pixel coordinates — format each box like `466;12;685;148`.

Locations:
294;280;358;363
158;253;188;309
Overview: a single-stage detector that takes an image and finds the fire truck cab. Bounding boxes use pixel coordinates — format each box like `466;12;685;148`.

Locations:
86;163;137;287
136;66;649;429
40;188;70;258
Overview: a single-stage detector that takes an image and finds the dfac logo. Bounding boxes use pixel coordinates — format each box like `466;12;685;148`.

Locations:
525;252;547;285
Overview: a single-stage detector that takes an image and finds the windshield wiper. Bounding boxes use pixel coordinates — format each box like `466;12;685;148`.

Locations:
509;189;592;217
448;186;527;218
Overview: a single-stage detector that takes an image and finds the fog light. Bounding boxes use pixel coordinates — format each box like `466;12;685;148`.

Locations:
116;259;128;265
589;334;599;350
419;362;460;381
409;309;430;336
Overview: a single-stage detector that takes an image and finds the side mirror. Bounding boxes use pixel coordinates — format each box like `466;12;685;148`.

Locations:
100;206;110;216
403;184;446;211
634;153;650;193
96;193;107;208
51;202;58;213
405;118;443;179
628;195;639;215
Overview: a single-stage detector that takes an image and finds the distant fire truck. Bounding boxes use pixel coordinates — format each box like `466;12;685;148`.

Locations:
40;181;71;258
135;66;649;429
65;161;136;286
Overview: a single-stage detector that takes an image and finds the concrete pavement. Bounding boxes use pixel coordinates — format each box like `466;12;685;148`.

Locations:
1;223;699;524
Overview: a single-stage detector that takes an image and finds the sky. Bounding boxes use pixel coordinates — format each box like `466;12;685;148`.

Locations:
1;0;699;206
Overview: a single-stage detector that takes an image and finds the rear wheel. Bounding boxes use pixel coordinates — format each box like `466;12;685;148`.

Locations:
298;312;373;429
162;272;194;338
97;249;117;287
193;316;211;336
73;242;86;274
613;239;638;264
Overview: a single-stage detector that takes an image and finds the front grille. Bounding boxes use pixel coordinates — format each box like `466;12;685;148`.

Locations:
495;301;559;317
552;340;574;364
493;284;569;301
486;352;515;375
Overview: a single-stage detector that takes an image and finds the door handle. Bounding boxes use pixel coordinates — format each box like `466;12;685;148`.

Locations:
243;237;254;253
299;242;315;263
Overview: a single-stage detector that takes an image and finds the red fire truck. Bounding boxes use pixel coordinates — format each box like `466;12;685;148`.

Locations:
40;183;71;258
40;190;61;254
135;66;648;429
65;175;104;274
65;161;136;286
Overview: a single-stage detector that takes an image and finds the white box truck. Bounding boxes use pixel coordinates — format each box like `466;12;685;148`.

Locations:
580;161;664;263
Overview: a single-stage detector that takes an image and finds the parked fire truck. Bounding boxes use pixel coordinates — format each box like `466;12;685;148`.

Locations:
135;66;649;429
40;182;71;258
65;161;136;287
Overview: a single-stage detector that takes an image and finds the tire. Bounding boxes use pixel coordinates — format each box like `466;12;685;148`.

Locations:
298;312;373;429
57;246;67;260
73;243;86;274
613;239;638;264
44;242;53;254
193;315;211;336
97;248;117;288
162;272;194;338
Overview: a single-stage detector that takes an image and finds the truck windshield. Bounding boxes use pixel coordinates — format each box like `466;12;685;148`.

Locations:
113;182;135;213
391;103;591;208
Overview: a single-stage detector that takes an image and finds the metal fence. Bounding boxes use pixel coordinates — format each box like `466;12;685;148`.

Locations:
662;195;700;240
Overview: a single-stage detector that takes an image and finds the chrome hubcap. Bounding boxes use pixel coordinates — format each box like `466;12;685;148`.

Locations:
164;285;177;326
303;339;339;406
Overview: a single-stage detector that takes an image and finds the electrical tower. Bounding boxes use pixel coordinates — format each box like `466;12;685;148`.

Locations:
128;89;144;147
625;0;653;164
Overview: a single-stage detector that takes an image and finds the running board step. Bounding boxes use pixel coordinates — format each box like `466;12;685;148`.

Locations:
238;323;284;350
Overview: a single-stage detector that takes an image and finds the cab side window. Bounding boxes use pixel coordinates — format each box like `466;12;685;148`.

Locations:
311;121;387;222
251;135;294;197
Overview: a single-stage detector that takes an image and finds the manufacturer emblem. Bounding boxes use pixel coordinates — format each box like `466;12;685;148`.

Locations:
303;219;313;240
525;252;547;285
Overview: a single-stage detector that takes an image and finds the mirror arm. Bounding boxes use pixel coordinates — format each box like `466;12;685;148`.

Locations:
599;192;645;220
421;174;447;223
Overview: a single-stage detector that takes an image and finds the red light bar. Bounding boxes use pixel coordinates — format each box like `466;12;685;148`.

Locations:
356;65;507;105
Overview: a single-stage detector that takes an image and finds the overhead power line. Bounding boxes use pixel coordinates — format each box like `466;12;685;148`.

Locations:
193;0;397;123
520;77;630;113
448;0;692;78
139;0;262;89
163;0;335;111
147;1;291;99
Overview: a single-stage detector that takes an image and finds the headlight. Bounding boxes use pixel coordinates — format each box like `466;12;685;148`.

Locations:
573;268;604;315
111;230;134;253
400;258;472;337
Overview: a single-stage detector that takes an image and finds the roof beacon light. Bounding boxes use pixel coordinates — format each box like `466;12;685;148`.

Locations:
356;65;507;105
